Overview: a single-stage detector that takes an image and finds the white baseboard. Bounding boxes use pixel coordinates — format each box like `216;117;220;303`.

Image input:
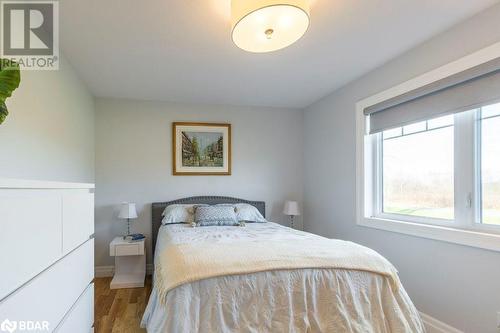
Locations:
95;264;154;278
420;312;463;333
94;265;114;278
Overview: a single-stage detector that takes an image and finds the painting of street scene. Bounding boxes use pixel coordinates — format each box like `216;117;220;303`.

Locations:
181;131;224;167
173;122;231;175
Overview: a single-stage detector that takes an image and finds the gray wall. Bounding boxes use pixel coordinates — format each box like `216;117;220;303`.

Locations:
95;98;304;266
0;56;95;183
304;4;500;333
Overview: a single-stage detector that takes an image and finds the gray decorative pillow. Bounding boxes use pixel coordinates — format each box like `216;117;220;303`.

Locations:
215;203;237;212
194;206;239;226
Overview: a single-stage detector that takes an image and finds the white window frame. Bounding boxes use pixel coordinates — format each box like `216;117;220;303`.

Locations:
356;41;500;252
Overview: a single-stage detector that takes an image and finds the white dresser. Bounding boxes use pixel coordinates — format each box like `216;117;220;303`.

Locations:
0;178;95;332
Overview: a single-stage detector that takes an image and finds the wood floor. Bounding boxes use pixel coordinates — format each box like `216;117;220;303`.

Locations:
94;277;152;333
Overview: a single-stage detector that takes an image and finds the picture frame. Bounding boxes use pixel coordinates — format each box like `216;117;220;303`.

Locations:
172;122;231;175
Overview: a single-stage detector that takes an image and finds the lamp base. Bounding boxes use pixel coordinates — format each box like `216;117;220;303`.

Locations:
122;218;132;239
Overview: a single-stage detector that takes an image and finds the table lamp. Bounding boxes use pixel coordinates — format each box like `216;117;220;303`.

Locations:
283;201;300;229
118;202;138;237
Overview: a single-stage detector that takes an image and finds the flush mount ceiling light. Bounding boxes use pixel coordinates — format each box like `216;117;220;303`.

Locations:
231;0;310;53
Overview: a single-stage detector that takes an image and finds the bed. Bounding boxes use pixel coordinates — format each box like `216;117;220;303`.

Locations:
141;196;424;332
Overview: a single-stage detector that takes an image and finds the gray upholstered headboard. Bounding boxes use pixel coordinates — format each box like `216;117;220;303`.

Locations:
151;196;265;256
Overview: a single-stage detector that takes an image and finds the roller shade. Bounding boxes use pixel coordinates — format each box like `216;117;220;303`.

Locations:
365;57;500;134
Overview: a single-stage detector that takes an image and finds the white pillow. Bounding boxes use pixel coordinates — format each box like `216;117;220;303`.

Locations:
161;204;195;224
234;203;267;223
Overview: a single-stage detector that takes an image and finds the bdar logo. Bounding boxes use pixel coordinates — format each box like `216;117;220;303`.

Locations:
0;319;17;333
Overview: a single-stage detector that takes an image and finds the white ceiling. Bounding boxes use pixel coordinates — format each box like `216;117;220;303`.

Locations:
60;0;499;108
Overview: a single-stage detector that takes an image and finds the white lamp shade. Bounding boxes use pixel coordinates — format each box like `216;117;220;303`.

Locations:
283;201;300;216
118;202;138;219
231;0;310;53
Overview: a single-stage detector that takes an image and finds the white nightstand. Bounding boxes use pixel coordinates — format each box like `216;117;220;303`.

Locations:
109;237;146;289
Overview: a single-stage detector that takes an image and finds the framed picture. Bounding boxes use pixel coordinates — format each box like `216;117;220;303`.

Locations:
172;122;231;175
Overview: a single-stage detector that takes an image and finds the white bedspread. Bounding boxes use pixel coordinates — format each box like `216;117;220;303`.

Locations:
141;222;424;333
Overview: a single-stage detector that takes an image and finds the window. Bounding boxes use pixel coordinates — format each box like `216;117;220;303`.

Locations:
358;102;500;252
479;103;500;225
357;48;500;251
382;116;454;220
371;103;500;229
368;102;500;233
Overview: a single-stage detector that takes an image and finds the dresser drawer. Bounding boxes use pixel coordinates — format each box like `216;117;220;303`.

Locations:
55;283;94;333
0;189;62;300
0;239;94;330
62;192;94;254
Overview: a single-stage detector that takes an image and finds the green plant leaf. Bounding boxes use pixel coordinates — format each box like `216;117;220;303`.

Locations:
0;101;8;125
0;59;21;102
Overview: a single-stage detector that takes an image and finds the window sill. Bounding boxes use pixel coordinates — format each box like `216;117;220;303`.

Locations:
357;216;500;252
